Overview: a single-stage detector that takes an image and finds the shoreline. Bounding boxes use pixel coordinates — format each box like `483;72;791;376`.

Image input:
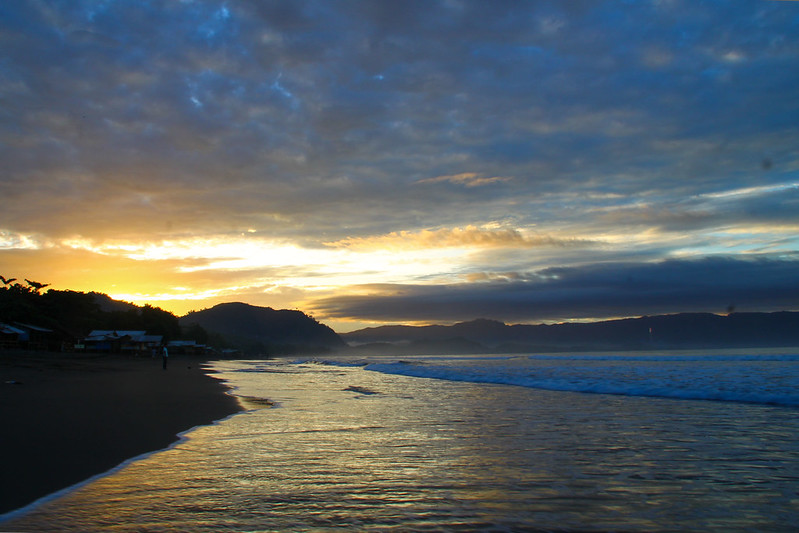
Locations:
0;352;242;516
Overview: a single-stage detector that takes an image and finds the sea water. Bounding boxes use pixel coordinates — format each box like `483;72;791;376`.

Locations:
3;349;799;532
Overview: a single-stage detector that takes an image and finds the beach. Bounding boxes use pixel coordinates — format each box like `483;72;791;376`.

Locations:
3;352;798;531
0;352;241;516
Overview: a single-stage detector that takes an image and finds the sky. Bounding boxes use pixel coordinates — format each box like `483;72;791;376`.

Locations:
1;0;798;332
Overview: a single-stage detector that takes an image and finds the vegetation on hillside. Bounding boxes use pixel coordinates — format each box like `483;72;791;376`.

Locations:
0;277;183;341
1;276;346;355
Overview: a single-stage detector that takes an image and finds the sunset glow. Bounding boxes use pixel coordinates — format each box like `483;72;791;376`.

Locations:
2;1;798;331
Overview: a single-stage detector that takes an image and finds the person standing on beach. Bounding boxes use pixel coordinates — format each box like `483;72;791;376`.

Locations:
162;345;169;370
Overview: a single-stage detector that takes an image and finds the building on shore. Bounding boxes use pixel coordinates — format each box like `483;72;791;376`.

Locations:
82;330;163;355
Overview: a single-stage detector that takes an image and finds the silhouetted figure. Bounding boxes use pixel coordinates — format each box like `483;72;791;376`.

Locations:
162;346;169;370
0;276;17;286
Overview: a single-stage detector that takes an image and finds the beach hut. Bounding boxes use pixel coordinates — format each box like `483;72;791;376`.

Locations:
83;330;130;353
83;330;163;355
0;322;25;350
167;340;208;356
12;322;57;351
133;334;163;355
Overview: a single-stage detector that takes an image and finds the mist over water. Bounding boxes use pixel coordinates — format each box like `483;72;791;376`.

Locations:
4;351;799;531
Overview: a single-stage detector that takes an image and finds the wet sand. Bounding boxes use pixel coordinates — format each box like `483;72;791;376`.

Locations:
0;352;242;515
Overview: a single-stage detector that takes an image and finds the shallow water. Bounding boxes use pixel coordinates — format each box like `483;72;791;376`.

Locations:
3;352;799;531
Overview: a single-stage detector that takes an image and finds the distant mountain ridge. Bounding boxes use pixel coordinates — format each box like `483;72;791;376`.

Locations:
341;312;799;354
181;302;345;355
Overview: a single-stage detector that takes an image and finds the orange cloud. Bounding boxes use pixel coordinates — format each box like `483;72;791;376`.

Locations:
328;225;595;251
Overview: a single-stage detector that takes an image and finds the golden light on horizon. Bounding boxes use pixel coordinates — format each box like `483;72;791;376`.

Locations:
4;202;799;325
24;231;480;317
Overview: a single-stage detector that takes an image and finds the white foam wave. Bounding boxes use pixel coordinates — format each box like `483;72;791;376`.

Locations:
527;353;799;362
362;358;799;408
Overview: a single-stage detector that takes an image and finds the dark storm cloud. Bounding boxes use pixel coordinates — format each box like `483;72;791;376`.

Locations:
311;256;799;323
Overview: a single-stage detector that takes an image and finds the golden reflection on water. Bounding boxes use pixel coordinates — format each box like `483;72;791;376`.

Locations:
5;360;799;531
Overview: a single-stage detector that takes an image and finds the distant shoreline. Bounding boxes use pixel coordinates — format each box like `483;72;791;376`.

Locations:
0;352;242;516
339;311;799;355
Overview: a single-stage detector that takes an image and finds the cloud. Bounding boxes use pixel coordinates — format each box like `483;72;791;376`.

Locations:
310;256;799;324
416;173;512;188
1;1;798;324
3;0;797;244
327;225;596;251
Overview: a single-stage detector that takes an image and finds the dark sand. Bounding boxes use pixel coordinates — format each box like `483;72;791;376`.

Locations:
0;352;242;515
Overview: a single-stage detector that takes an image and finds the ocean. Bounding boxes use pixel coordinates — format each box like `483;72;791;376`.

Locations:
3;349;799;532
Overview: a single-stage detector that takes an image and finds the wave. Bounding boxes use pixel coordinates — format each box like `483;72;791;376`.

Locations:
227;353;799;408
362;359;799;408
526;353;799;362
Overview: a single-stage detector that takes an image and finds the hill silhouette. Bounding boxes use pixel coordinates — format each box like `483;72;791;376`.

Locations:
342;312;799;354
181;302;345;355
1;280;344;355
3;274;797;356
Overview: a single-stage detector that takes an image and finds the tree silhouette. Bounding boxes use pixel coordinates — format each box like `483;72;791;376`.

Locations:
1;276;211;349
24;279;50;292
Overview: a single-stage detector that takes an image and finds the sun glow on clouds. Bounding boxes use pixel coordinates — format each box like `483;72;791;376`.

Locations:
0;231;43;250
109;287;235;304
55;233;474;294
3;222;592;316
77;224;606;317
329;225;597;251
60;223;588;278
